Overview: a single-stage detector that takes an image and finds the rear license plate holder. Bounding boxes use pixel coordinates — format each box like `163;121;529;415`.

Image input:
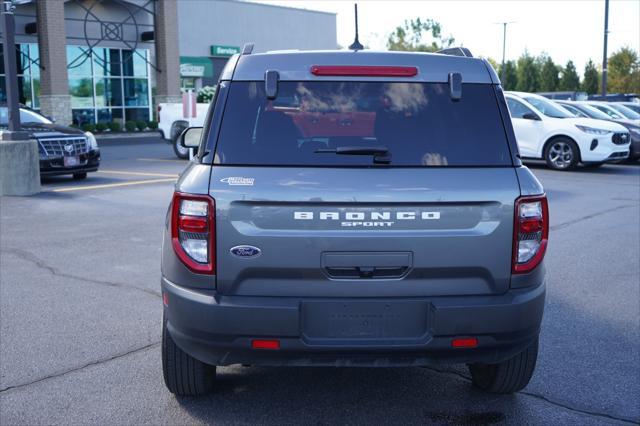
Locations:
301;301;428;341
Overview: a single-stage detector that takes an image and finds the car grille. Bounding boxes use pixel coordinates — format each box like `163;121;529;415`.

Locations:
612;132;630;145
38;137;88;157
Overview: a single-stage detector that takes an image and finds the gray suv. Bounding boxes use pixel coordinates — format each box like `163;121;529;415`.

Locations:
161;47;548;396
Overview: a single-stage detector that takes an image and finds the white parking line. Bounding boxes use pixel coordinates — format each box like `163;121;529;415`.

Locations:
51;178;177;192
97;170;179;178
137;158;186;164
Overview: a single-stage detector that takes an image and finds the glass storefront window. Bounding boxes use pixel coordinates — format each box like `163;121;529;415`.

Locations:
0;44;40;108
72;109;95;126
69;78;94;108
123;79;149;106
18;76;32;106
0;77;5;103
67;46;92;77
122;50;148;77
125;108;150;122
93;48;121;77
95;78;123;107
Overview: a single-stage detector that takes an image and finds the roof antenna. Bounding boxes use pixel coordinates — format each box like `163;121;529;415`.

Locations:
348;3;364;51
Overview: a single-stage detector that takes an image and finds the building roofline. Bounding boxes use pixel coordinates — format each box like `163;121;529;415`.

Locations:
230;0;337;17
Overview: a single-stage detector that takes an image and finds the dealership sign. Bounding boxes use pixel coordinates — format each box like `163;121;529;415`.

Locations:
211;45;241;57
180;63;206;77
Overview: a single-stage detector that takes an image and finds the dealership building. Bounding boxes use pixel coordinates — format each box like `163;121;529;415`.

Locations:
1;0;337;125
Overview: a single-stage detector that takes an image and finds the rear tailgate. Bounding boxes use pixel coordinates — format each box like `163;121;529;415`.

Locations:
208;78;519;298
212;167;518;297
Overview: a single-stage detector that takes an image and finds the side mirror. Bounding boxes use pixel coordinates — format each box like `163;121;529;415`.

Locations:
522;113;541;121
179;127;203;148
46;116;56;123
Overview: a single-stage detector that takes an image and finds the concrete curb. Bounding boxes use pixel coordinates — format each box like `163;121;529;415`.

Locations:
95;131;161;141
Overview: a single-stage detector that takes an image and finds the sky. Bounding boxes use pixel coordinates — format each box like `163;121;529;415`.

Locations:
255;0;640;76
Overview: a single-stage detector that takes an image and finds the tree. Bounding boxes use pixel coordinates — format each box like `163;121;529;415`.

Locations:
559;61;580;91
582;59;600;94
516;52;539;92
501;60;518;90
387;18;454;52
538;56;559;92
608;47;640;93
484;57;500;71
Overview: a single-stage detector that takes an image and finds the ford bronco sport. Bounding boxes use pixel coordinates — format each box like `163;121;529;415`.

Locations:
161;46;548;396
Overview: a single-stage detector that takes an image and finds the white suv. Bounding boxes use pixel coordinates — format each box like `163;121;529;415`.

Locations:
505;92;630;170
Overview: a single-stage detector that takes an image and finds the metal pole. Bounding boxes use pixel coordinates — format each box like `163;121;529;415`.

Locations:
500;23;507;83
1;1;22;132
601;0;609;96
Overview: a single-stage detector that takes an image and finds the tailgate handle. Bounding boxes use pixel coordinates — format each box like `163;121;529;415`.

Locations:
322;252;412;280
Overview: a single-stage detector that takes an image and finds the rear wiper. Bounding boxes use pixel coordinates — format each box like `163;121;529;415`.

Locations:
315;146;391;164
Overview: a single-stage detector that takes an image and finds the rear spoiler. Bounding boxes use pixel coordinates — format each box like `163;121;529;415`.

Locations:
436;47;473;58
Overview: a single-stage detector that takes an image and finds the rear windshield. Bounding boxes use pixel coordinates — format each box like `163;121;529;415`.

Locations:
214;81;512;166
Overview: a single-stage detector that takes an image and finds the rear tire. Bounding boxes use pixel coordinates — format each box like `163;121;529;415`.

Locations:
72;172;87;180
544;138;579;170
468;338;538;394
162;315;215;396
172;137;190;159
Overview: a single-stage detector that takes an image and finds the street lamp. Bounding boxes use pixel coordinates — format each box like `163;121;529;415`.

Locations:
0;0;39;197
601;0;609;96
1;0;29;139
495;21;515;84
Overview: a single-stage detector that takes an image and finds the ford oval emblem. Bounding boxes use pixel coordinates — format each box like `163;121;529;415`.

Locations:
230;245;261;258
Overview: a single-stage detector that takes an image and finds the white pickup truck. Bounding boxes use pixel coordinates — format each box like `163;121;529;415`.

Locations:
158;100;209;159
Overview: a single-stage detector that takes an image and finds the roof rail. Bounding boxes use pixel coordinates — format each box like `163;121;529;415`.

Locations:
436;47;473;58
241;43;254;55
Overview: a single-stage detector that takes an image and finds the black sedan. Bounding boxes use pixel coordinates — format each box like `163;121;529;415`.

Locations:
1;107;100;179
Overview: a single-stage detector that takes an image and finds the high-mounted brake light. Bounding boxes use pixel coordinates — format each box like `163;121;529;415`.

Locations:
310;65;418;77
512;195;549;274
171;192;215;274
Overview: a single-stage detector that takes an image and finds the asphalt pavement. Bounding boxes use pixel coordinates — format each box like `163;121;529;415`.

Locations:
1;138;638;425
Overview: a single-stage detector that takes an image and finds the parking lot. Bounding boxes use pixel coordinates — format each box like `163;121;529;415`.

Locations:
0;138;638;425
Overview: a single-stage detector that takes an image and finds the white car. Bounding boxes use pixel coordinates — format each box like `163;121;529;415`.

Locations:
157;101;209;159
505;92;631;170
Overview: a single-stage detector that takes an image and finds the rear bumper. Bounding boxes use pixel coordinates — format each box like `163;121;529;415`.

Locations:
162;277;546;367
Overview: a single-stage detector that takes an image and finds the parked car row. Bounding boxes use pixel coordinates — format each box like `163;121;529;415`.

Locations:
504;92;638;170
0;105;100;179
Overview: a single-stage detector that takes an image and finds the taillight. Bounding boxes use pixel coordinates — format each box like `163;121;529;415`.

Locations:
171;192;215;274
513;195;549;274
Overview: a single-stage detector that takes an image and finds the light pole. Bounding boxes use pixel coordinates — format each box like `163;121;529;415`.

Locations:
601;0;609;96
0;0;39;196
496;21;515;84
1;0;27;138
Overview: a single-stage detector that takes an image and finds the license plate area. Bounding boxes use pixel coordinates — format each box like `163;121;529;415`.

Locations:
301;301;429;343
64;156;79;167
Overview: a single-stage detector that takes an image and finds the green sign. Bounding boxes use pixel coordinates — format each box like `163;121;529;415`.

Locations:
179;56;213;78
211;45;241;57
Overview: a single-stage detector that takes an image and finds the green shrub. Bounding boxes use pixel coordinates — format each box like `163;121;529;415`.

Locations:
124;121;137;132
135;120;147;131
108;122;121;132
95;123;107;132
81;123;95;132
147;120;158;130
197;85;217;103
